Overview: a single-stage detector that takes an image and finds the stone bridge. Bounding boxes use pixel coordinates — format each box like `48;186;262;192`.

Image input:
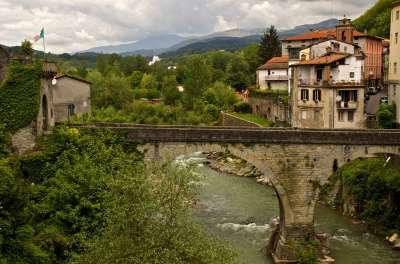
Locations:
73;123;400;263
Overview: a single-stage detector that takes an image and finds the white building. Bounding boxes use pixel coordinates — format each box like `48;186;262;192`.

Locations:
257;56;289;92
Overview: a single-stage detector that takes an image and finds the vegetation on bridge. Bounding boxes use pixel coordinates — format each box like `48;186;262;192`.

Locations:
0;60;42;133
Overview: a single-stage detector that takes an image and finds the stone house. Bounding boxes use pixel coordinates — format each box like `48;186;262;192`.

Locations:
257;56;289;91
53;74;91;122
291;52;366;129
388;2;400;124
0;46;10;83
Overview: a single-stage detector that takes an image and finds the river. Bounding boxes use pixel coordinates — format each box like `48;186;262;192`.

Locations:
185;156;400;264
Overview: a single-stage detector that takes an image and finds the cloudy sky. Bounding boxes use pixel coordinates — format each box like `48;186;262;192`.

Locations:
0;0;376;54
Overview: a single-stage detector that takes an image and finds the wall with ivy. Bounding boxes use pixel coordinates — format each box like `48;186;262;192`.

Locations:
0;60;42;133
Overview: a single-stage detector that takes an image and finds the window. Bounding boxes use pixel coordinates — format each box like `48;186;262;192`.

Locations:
314;110;320;121
289;48;301;60
397;10;400;20
339;90;358;102
395;62;398;75
349;72;355;78
268;69;271;75
348;111;354;122
301;89;309;101
68;104;75;117
396;33;398;45
301;111;307;120
344;46;348;53
338;111;344;122
395;85;397;96
267;82;272;89
313;89;322;102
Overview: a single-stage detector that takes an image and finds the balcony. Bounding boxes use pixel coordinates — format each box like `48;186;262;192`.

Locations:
299;79;365;87
297;99;324;108
265;75;288;81
336;101;358;110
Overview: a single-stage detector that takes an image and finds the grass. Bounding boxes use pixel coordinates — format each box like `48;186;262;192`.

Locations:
230;112;273;128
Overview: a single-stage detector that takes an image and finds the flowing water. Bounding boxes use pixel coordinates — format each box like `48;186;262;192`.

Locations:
185;155;400;264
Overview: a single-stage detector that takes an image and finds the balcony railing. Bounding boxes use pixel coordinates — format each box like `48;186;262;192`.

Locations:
297;99;324;108
265;75;288;81
299;79;364;87
336;101;358;110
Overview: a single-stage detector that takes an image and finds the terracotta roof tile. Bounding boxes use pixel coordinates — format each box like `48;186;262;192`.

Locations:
258;56;289;70
295;53;349;66
284;28;370;41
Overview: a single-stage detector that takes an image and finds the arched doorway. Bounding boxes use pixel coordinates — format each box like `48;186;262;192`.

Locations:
42;95;49;131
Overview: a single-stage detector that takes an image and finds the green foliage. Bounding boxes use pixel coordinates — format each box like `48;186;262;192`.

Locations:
0;60;42;133
0;127;236;263
140;73;159;90
353;0;395;38
226;57;251;91
129;70;144;88
182;55;212;108
250;88;289;106
328;158;400;234
162;75;181;105
258;25;281;65
204;82;238;110
377;103;396;129
21;40;33;57
295;240;320;264
233;102;252;114
230;112;273;128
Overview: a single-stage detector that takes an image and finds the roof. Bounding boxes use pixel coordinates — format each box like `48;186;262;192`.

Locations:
55;74;92;85
284;28;383;42
392;1;400;8
284;29;336;41
294;53;349;66
257;56;289;70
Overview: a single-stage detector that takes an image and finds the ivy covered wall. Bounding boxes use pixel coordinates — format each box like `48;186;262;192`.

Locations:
0;60;42;133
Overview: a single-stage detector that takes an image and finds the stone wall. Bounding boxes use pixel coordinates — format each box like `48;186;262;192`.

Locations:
247;96;288;123
219;112;262;128
11;124;36;155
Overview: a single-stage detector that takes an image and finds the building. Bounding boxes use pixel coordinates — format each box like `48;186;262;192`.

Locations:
291;52;365;129
53;74;91;122
0;46;9;83
282;17;384;89
388;1;400;124
257;56;289;91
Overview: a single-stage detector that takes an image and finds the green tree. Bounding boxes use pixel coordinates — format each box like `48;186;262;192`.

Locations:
162;75;181;105
377;103;396;129
226;57;250;91
129;70;144;89
119;55;149;76
258;25;281;65
20;40;33;57
204;82;237;110
140;73;159;90
182;55;212;108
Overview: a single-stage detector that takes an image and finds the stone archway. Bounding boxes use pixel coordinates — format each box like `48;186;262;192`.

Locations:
42;95;49;131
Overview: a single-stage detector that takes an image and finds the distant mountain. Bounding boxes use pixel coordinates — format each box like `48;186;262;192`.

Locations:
161;35;261;58
80;34;186;54
161;19;339;58
279;18;338;37
77;18;339;58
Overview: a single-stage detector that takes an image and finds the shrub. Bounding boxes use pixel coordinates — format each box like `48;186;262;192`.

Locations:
377;103;396;129
234;102;252;114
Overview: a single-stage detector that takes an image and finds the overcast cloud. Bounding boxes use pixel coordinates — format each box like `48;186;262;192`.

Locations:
0;0;376;53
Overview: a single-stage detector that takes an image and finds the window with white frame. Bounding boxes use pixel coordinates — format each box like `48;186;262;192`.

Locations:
301;89;309;101
338;111;344;122
313;89;321;102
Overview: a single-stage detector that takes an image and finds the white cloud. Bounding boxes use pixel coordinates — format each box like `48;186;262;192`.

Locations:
0;0;376;53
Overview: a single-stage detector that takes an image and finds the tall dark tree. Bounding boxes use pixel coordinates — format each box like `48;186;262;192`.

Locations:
258;25;281;65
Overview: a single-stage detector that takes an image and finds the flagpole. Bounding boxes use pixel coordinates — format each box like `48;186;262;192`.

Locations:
42;27;46;60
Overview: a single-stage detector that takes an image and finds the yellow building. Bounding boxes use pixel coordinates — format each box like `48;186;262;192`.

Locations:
388;1;400;124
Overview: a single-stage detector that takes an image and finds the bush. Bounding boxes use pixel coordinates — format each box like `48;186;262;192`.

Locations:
234;102;252;114
377;103;396;129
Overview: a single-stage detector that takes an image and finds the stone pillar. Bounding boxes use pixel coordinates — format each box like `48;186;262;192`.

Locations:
266;147;322;263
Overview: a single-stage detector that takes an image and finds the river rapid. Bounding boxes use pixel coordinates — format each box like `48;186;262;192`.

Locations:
183;154;400;264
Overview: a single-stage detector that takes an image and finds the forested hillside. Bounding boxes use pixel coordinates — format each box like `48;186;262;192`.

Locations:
353;0;395;38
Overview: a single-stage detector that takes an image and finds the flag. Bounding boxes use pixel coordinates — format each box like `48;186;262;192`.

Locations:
34;28;44;42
